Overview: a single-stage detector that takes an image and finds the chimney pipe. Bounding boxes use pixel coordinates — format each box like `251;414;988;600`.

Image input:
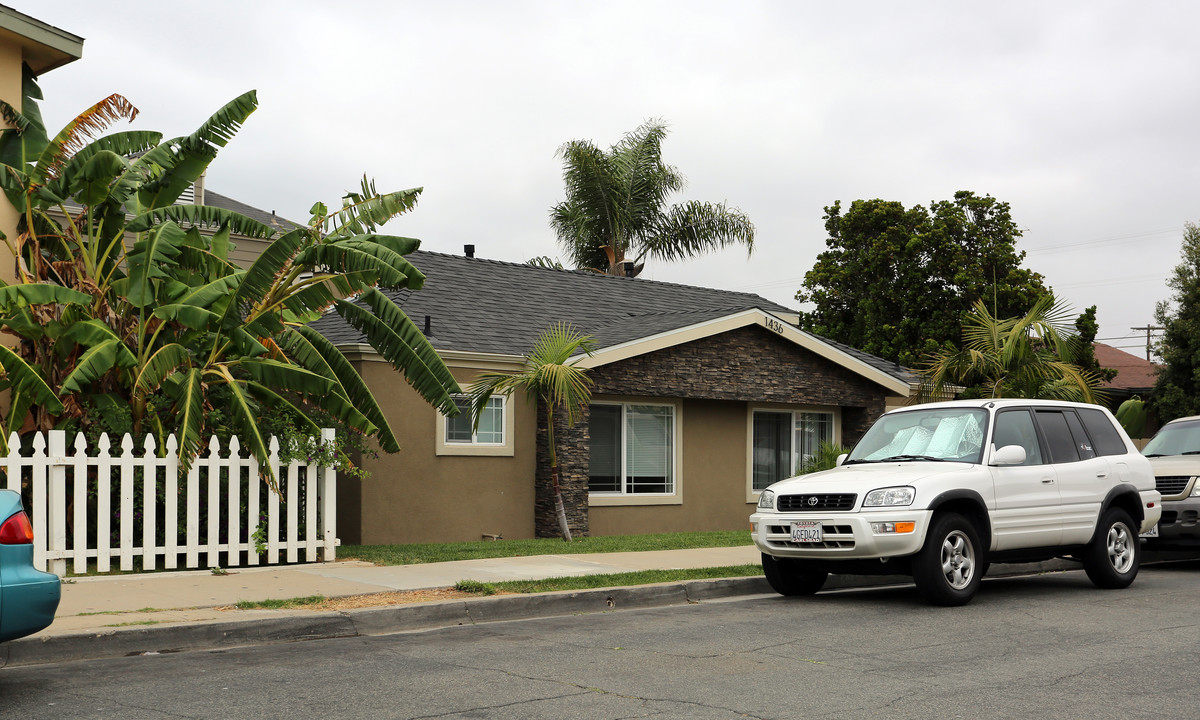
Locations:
464;244;475;258
423;315;431;335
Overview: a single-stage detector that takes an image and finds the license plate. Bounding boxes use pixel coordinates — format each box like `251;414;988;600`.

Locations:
791;521;823;543
1140;524;1159;538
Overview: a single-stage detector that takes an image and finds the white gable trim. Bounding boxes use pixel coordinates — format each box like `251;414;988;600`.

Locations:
575;309;912;396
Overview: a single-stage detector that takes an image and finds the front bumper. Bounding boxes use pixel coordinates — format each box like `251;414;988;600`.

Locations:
1146;495;1200;548
750;509;933;560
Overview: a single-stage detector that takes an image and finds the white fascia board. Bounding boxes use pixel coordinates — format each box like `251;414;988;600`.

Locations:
577;309;912;396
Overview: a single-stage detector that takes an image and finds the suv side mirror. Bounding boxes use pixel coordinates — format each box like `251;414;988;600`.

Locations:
836;453;848;467
991;444;1027;466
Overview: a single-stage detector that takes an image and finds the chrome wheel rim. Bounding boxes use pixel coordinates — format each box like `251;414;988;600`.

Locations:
1107;522;1134;574
940;530;976;590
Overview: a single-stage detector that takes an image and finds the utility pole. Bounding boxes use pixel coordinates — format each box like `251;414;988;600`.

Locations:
1130;325;1162;362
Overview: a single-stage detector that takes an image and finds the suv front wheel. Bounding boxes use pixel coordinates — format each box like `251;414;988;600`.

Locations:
912;512;983;606
1082;508;1140;589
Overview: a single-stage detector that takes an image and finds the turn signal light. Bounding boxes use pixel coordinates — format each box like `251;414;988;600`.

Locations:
871;521;916;534
0;510;34;544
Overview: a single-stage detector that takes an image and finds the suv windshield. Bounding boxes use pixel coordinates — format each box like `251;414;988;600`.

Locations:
1142;418;1200;456
846;407;988;464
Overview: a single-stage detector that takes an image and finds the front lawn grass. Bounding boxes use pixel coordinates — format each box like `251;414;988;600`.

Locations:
338;528;748;568
339;529;753;566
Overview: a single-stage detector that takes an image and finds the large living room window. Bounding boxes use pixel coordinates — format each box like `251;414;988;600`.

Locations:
752;410;834;491
589;403;675;495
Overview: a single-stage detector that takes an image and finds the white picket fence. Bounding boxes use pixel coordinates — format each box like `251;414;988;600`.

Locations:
0;429;338;577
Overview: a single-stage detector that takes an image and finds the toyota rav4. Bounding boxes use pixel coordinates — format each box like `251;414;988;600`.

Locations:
750;399;1161;605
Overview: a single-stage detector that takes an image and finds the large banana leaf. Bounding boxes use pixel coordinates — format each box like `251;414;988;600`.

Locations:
324;185;422;240
58;340;132;395
0;284;92;312
335;289;460;417
218;227;305;332
237;358;335;397
127;204;276;239
0;344;62;415
134;91;257;211
280;325;394;449
126;220;187;307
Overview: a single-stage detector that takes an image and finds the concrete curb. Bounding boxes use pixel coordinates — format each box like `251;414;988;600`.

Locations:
0;558;1081;668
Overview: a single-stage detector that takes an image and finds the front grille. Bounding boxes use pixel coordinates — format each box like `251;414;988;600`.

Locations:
777;493;857;511
1156;476;1193;498
766;523;855;549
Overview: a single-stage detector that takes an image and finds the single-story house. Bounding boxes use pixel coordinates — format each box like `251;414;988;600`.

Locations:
1094;341;1161;438
311;247;918;544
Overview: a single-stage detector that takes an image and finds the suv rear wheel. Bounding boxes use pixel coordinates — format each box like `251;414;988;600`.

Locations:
913;512;983;606
761;554;828;596
1082;508;1140;589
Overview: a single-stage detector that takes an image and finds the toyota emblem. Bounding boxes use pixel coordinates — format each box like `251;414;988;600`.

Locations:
807;496;818;506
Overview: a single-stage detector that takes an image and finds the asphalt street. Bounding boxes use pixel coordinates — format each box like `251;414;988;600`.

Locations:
3;562;1198;720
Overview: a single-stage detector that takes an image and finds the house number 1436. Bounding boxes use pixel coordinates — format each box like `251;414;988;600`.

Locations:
764;317;785;335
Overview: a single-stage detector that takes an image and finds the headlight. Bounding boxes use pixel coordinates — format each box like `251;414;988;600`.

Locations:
863;486;915;507
757;489;775;510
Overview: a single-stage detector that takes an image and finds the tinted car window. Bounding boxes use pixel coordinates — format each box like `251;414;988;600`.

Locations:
991;409;1044;465
1036;410;1080;463
1064;411;1097;460
1078;408;1129;456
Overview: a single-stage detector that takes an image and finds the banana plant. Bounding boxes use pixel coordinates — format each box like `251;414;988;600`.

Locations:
0;64;460;487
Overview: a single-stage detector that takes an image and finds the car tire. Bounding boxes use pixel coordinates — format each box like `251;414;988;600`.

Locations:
761;553;828;596
912;512;983;606
1082;508;1140;589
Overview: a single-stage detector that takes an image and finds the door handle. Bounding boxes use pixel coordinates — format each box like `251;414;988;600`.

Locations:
1041;478;1055;484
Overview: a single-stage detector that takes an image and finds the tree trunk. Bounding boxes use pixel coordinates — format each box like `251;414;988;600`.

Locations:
550;465;572;542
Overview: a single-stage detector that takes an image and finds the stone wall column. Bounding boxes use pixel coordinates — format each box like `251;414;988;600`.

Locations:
535;400;590;538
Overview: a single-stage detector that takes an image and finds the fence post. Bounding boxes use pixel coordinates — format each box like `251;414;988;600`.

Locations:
227;436;242;568
321;428;337;562
96;434;112;573
119;434;136;572
142;435;158;572
3;432;19;492
165;435;179;570
71;434;89;575
46;431;67;577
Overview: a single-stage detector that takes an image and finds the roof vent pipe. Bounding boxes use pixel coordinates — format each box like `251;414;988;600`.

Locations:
423;315;431;336
464;244;475;258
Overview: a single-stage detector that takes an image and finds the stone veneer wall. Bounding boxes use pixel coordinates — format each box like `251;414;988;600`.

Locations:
532;325;893;537
535;401;590;538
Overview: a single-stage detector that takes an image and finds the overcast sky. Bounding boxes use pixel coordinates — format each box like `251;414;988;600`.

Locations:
20;1;1200;358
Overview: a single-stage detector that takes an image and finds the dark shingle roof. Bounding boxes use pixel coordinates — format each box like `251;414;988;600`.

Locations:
311;250;790;352
203;190;304;234
310;250;915;387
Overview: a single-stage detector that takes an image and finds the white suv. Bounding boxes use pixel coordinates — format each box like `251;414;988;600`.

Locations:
750;399;1161;606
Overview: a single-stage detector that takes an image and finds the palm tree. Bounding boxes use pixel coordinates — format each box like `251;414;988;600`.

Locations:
467;323;595;541
921;296;1107;403
549;119;754;277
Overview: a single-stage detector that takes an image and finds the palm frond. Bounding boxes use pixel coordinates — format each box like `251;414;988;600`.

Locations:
128;204;277;239
33;93;138;183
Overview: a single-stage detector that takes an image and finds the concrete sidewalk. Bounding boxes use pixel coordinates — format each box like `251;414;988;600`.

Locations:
1;545;774;667
3;545;1085;668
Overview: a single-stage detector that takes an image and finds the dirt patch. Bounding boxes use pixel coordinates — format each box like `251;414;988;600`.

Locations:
217;587;510;613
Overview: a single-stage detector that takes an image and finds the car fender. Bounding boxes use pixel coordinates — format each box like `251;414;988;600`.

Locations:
925;488;993;550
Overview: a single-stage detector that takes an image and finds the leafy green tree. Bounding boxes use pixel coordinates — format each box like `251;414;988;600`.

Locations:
1073;305;1117;383
467;323;595;541
1151;222;1200;422
795;191;1049;366
921;296;1107;403
0;66;460;485
550;119;754;277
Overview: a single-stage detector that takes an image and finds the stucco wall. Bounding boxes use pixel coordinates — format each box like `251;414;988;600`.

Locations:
338;360;537;545
589;398;755;536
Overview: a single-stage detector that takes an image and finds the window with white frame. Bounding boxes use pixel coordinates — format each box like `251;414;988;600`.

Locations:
445;395;506;445
589;403;675;495
752;410;834;491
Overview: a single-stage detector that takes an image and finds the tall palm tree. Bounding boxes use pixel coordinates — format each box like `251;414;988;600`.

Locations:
467;323;595;541
921;296;1107;403
550;120;754;277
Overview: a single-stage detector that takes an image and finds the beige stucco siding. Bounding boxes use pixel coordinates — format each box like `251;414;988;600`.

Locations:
590;398;754;537
339;360;537;545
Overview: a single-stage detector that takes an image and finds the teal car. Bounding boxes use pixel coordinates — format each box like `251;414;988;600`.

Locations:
0;489;60;642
